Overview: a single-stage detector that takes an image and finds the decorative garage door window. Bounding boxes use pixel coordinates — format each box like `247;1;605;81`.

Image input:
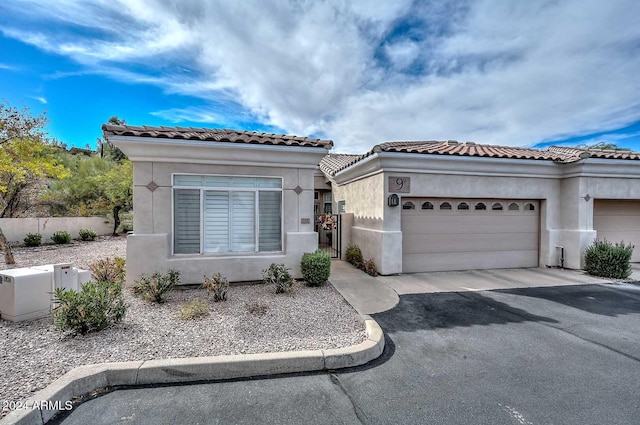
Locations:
405;199;536;214
173;175;282;254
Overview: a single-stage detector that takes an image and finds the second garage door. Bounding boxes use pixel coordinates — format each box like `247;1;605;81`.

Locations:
593;200;640;262
402;199;540;273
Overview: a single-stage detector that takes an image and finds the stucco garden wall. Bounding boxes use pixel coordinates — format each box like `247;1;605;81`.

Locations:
1;217;112;243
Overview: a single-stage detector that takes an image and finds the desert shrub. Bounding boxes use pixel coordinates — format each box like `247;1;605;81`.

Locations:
362;258;378;277
23;233;42;247
119;223;133;233
179;299;210;320
89;257;126;285
245;300;269;316
79;228;98;241
345;244;363;267
51;230;72;244
133;270;180;303
202;272;229;302
262;263;294;293
52;281;127;335
300;250;331;287
584;239;633;279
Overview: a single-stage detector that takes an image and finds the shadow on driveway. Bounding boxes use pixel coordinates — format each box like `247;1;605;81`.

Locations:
372;290;559;334
495;284;640;317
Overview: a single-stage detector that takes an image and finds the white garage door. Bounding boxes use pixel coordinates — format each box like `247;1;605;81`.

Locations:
593;200;640;262
402;199;540;273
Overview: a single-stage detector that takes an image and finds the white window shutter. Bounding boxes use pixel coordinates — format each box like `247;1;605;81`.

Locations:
231;191;255;252
174;189;201;254
204;191;230;253
259;191;282;251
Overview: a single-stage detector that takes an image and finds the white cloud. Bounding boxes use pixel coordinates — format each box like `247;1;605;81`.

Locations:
31;96;47;104
1;0;639;153
384;39;421;70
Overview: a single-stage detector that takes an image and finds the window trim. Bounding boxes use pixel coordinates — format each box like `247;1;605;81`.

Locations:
171;173;284;256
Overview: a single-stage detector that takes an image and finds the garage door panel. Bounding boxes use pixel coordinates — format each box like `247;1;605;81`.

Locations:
401;198;539;273
593;200;640;262
593;201;640;215
592;231;640;245
402;215;538;235
403;231;538;254
403;250;539;273
593;216;640;232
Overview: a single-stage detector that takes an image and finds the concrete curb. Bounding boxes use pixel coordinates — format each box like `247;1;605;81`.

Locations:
3;318;384;425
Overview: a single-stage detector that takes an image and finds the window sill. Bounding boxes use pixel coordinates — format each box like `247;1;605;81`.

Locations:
171;251;285;259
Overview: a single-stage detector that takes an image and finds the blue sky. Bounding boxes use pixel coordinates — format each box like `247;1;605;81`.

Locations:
1;0;639;153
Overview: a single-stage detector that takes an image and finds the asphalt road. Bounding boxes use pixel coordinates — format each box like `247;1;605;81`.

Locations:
51;283;640;425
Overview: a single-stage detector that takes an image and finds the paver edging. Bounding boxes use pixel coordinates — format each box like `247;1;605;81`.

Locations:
3;318;384;425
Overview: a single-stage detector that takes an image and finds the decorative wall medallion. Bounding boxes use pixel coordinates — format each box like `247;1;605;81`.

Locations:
294;186;303;195
583;194;591;202
146;181;159;192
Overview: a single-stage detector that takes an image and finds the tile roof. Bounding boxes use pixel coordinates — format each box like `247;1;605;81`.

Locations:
547;145;640;160
102;124;333;149
323;141;640;176
319;153;363;176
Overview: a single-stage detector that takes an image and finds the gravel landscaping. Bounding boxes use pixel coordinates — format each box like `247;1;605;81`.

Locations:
0;237;366;419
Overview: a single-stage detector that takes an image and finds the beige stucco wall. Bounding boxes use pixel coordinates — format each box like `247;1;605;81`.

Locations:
125;160;320;285
330;172;402;273
330;155;640;274
1;217;112;243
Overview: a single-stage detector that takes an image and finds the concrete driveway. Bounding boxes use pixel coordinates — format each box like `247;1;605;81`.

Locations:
50;269;640;425
377;267;614;296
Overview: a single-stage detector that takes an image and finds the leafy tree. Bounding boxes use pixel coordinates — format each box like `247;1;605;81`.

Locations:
99;116;127;162
42;141;132;235
578;141;628;150
0;101;69;263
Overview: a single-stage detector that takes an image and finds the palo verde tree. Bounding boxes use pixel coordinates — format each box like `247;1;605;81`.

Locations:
0;101;69;263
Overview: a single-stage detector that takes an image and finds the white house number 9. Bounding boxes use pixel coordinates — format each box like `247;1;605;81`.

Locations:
389;176;410;193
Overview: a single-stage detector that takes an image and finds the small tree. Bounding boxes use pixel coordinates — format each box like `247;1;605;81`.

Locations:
0;101;69;263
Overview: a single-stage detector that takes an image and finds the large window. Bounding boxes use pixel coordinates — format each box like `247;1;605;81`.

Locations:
173;175;282;254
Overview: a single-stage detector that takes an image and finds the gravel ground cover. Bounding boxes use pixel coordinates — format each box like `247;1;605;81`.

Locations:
0;238;366;419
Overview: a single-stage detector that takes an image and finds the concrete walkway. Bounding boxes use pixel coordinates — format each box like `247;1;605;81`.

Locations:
328;260;399;315
330;260;617;315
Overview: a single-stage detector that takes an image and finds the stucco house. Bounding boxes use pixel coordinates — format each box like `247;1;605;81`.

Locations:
104;123;640;284
320;141;640;275
102;124;332;284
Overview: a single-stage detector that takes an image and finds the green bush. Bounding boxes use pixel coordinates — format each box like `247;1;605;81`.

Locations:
89;257;126;285
51;230;72;244
300;250;331;287
179;299;209;320
345;244;378;277
79;228;98;241
52;281;127;335
345;244;363;267
584;239;633;279
118;223;133;233
262;263;294;293
23;233;42;247
133;270;180;303
202;272;229;302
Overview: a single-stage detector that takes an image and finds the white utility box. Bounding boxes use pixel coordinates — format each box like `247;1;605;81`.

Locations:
54;263;74;290
32;263;91;292
0;268;53;322
1;263;94;322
